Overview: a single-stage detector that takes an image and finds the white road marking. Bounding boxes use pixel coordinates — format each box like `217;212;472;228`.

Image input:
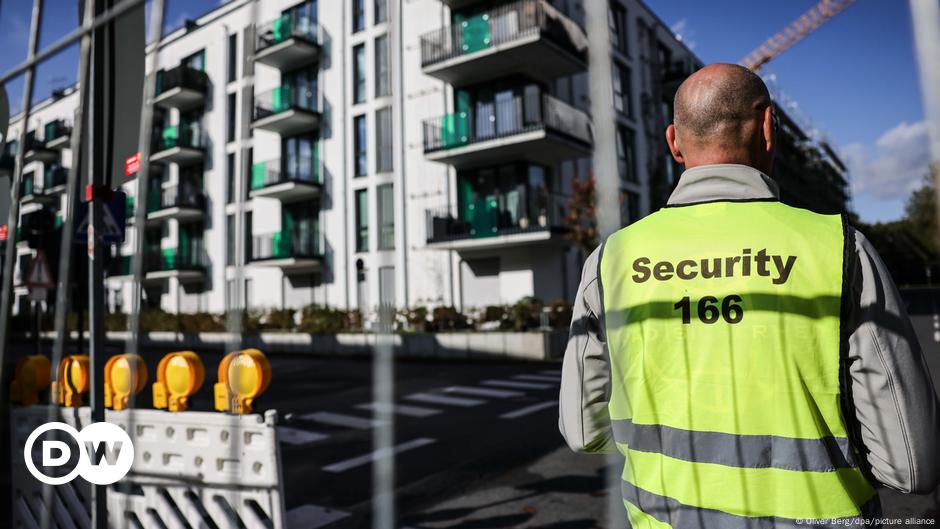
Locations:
934;330;939;343
484;379;553;390
355;402;441;418
323;438;436;473
285;504;349;528
443;386;523;398
299;412;383;430
500;400;558;419
405;392;484;407
277;427;329;446
513;374;562;383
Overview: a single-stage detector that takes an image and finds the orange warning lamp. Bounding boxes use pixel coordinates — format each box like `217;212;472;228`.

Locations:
152;351;205;412
10;355;51;405
104;353;148;410
52;355;90;407
214;349;271;414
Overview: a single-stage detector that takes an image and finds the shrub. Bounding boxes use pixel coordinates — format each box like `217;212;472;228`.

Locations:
179;312;225;333
264;309;296;331
547;298;573;330
400;306;428;332
140;309;178;332
509;296;543;331
104;313;128;332
430;306;467;331
298;305;349;334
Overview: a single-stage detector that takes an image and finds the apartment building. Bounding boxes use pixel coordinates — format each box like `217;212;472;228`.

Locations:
0;0;847;318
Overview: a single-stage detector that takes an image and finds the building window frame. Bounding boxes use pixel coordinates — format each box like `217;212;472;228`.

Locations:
354;114;368;177
353;0;365;33
377;183;394;250
374;34;390;97
355;188;369;252
353;43;367;104
375;106;393;173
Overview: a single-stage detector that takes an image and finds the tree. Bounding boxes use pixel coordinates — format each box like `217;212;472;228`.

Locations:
564;175;599;259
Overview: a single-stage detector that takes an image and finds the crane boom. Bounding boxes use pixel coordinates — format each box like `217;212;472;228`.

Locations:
740;0;857;71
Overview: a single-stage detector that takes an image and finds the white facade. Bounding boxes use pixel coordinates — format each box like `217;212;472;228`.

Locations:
3;0;698;317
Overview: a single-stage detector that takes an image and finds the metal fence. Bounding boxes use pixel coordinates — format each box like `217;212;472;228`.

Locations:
426;193;568;243
250;158;322;190
251;228;323;261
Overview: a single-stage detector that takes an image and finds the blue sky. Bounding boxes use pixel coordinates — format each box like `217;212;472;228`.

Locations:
0;0;931;223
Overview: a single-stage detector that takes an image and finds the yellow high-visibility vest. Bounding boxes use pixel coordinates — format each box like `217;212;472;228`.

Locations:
600;200;876;527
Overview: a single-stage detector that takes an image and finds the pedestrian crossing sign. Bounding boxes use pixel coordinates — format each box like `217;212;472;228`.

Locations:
26;250;54;289
74;190;127;245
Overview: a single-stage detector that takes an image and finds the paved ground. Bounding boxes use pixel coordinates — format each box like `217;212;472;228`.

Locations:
2;286;939;527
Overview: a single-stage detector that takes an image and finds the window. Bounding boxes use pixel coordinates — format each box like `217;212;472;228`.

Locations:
609;4;628;55
612;63;632;117
355;189;369;251
282;135;318;182
620;190;641;225
354;115;367;176
375;34;390;97
375;107;393;173
379;266;395;306
377;183;394;250
616;126;637;183
227;33;237;82
353;44;366;104
184;50;206;71
226;214;235;266
227;93;237;143
353;0;365;32
374;0;387;24
226;153;235;204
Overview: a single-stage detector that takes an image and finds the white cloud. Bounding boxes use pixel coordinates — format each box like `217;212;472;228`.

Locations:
841;120;932;201
670;18;697;51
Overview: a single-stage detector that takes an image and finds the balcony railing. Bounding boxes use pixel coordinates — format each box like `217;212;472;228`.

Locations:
43;166;67;191
155;64;209;98
145;246;206;273
256;14;320;51
426;193;567;243
419;0;582;68
152;122;205;152
44;120;71;146
423;92;591;152
253;85;318;121
147;185;206;213
107;254;132;277
250;158;321;190
252;228;323;261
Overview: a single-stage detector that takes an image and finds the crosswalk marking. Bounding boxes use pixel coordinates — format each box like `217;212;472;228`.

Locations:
277;427;329;446
483;379;553;390
442;386;523;398
405;392;484;407
355;402;441;418
513;374;562;383
500;400;558;419
285;504;349;528
299;412;383;430
323;438;436;473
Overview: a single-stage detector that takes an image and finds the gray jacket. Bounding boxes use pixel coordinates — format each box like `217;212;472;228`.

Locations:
559;163;940;494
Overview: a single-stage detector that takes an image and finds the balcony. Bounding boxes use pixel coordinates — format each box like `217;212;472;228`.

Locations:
106;254;132;280
249;159;321;201
419;0;586;85
423;92;591;169
23;136;56;163
146;185;206;222
249;229;323;272
251;85;321;135
20;177;54;205
255;14;321;70
153;64;209;110
44;120;72;150
425;194;568;251
42;166;68;194
150;123;206;165
144;247;206;282
0;153;13;177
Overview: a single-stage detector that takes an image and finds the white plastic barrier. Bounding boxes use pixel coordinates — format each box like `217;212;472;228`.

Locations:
10;406;286;529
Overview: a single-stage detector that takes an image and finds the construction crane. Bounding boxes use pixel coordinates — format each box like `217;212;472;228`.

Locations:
740;0;857;71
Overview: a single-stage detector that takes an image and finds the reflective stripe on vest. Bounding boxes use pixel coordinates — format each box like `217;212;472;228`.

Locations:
600;200;877;526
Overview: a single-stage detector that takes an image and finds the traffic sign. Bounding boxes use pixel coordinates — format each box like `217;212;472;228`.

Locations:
26;250;54;289
74;190;127;245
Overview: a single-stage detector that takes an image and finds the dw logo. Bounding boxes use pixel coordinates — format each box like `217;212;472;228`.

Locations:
23;422;134;485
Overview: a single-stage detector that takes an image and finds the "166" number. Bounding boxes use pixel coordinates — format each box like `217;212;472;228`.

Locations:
673;295;743;324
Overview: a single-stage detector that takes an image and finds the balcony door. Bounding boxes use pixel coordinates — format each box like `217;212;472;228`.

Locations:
284;69;317;112
283;201;318;255
282;135;317;183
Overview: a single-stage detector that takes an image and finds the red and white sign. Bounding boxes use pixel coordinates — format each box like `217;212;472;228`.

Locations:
0;224;8;241
124;152;141;177
26;250;54;289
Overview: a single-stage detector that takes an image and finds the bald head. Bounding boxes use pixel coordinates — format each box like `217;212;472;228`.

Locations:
666;63;776;174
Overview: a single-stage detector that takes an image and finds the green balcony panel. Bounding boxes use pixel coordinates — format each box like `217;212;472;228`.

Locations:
461;15;491;54
272;14;291;44
252;162;268;190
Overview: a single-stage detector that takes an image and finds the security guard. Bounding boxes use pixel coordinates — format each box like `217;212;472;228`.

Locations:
559;64;940;527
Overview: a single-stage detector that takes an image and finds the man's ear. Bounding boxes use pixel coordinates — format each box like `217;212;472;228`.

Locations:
762;105;775;154
666;124;684;164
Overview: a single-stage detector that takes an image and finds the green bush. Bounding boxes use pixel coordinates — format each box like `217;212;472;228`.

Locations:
104;312;128;332
510;296;543;331
140;309;178;332
179;312;225;333
401;306;428;332
547;298;573;330
264;308;296;331
298;305;349;334
430;306;467;331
